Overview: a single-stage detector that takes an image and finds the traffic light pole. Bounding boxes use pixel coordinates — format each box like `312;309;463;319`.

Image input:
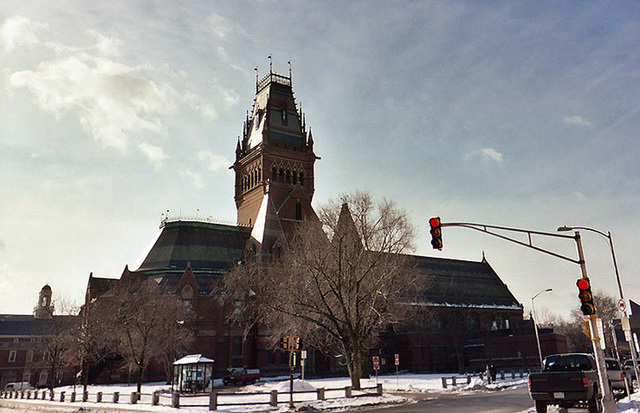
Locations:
575;232;616;413
437;221;616;412
559;225;640;386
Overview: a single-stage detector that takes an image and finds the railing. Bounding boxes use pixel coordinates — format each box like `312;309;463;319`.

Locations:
0;389;171;407
211;384;383;410
159;216;250;229
0;383;384;410
441;370;526;388
257;72;291;93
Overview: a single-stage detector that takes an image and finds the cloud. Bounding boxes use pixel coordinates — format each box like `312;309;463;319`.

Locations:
6;19;225;156
138;142;168;170
10;52;177;150
563;115;593;127
464;148;504;163
1;16;47;52
208;13;232;38
181;169;203;188
198;150;231;172
88;30;122;57
572;191;587;202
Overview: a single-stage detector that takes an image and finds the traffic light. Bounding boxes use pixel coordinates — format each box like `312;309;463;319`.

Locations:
281;336;289;350
577;277;596;316
580;320;591;338
429;217;443;250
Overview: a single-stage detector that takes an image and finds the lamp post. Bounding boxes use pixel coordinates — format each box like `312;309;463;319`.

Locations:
558;225;640;383
532;288;553;370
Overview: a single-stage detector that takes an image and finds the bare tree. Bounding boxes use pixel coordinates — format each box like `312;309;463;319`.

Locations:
227;192;418;389
552;290;620;355
33;300;79;391
89;278;192;393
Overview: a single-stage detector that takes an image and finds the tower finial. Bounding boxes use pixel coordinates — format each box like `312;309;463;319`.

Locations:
268;55;272;73
254;67;258;93
288;60;292;79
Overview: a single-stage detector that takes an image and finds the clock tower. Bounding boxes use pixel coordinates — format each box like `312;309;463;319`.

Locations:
233;68;319;240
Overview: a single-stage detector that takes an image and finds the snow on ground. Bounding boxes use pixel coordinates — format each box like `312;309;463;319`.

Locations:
2;373;640;412
0;373;520;412
514;389;640;413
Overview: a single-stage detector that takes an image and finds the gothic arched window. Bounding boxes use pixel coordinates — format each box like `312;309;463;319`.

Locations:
295;202;302;220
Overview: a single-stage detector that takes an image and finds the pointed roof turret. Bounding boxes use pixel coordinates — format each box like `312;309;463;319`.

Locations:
333;203;363;253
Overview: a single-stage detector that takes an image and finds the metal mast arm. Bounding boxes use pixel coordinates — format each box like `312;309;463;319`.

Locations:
441;222;579;264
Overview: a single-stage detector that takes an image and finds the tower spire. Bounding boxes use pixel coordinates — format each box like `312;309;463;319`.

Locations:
233;65;318;233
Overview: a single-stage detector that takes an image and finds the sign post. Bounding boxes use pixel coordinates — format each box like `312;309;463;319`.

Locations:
301;350;307;381
394;353;399;388
372;356;380;385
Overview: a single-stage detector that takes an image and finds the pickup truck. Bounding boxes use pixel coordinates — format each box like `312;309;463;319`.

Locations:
528;353;601;413
222;367;260;385
605;357;633;398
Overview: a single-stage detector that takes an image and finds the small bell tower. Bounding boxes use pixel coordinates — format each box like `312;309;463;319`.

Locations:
233;64;318;237
34;284;53;319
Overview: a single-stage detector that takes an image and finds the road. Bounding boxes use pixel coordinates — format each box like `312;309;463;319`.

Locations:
358;386;536;413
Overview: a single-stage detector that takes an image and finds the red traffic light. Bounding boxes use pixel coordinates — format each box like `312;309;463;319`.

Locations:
429;217;443;250
577;279;590;290
576;277;596;316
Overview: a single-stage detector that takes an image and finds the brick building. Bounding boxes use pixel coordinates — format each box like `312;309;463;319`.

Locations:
85;68;554;379
0;286;77;389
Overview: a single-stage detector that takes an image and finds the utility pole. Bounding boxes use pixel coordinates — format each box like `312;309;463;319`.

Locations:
532;288;553;370
575;232;616;412
559;225;640;384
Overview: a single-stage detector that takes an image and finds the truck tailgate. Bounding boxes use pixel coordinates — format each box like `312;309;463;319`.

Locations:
529;372;589;393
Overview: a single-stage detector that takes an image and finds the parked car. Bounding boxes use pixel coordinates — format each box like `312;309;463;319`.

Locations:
222;367;260;385
624;359;637;380
605;357;633;397
528;353;600;413
4;382;34;391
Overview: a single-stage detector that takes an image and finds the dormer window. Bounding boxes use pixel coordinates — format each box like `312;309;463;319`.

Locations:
255;109;263;129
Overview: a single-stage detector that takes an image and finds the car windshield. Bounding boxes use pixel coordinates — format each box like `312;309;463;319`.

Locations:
605;360;621;370
545;355;593;372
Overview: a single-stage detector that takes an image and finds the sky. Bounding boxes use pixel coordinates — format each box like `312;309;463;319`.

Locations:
1;1;639;320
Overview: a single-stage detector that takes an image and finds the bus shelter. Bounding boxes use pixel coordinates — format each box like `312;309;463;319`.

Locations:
172;354;215;393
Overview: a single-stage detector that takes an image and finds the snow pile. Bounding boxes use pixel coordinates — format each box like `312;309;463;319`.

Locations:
273;379;316;392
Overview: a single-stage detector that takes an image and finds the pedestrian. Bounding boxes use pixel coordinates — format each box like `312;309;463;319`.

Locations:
490;364;497;382
485;364;491;383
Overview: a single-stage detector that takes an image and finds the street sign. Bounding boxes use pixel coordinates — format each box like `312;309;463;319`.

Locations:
622;316;631;331
372;356;380;371
596;318;605;350
394;353;399;366
625;330;633;342
618;299;627;312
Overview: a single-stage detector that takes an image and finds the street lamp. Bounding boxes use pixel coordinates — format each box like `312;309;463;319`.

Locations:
557;225;640;382
532;288;553;370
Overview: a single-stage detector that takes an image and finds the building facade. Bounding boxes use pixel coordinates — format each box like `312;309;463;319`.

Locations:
0;286;76;389
85;68;546;378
